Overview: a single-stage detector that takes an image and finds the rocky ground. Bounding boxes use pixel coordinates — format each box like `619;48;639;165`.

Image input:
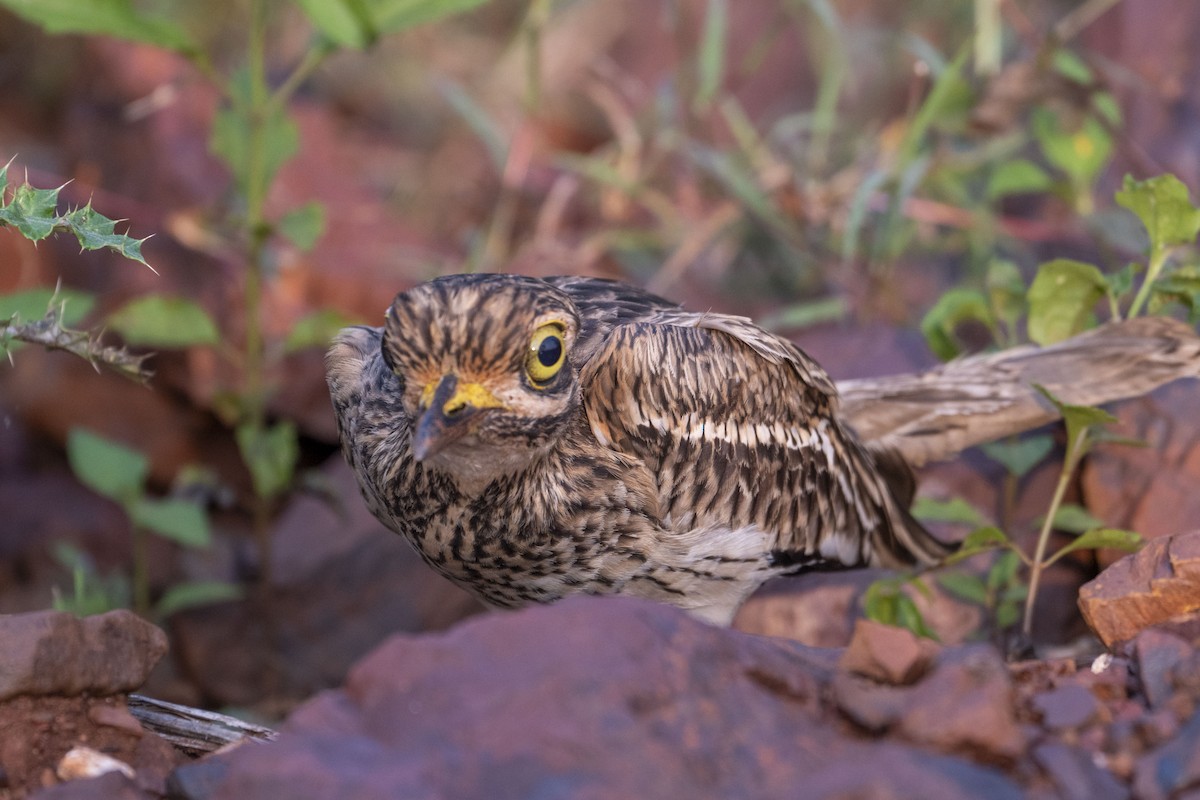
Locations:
2;529;1199;799
3;1;1200;797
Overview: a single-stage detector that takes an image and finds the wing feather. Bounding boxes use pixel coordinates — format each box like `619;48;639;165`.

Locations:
581;313;948;569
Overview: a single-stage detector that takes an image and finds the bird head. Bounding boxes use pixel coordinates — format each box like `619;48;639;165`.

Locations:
382;274;582;483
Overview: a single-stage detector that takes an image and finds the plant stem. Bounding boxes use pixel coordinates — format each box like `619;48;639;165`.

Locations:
243;0;274;584
1127;245;1167;318
1021;428;1086;637
132;524;150;617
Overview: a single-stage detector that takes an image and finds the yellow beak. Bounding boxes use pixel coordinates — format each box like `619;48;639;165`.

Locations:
412;375;506;461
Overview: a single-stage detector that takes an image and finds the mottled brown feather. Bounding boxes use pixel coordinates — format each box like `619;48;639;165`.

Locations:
327;274;952;625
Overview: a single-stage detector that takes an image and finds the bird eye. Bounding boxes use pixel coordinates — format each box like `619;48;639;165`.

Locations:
526;323;566;385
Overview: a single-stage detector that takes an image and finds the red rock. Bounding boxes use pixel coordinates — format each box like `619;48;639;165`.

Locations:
0;610;167;701
1135;629;1195;709
1032;684;1100;730
178;598;1026;800
898;645;1026;762
1032;742;1129;800
1078;530;1200;648
87;704;145;738
838;618;939;685
170;458;481;708
1082;383;1200;548
1132;712;1200;800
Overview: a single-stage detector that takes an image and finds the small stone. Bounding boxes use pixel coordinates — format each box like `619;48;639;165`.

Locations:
1032;684;1100;730
1032;741;1130;800
1135;628;1193;708
1078;530;1200;648
56;746;135;781
838;619;939;685
87;703;145;738
0;610;168;702
1133;712;1200;800
897;645;1026;761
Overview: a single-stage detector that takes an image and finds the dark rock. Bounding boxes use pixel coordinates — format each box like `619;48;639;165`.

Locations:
1032;684;1100;730
898;645;1026;761
1132;711;1200;800
1082;384;1200;549
1078;530;1200;648
176;597;1032;800
0;610;167;701
1135;629;1194;708
1033;742;1129;800
735;568;981;647
830;671;911;732
170;458;481;707
29;770;148;800
838;618;939;685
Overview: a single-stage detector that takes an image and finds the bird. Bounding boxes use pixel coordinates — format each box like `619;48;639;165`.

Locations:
326;273;951;625
326;274;1200;625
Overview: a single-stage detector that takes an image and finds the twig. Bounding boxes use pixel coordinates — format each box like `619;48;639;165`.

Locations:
2;308;153;383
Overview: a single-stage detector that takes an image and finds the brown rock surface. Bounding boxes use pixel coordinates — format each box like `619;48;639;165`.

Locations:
168;457;482;708
838;618;938;685
1078;530;1200;648
176;597;1027;800
0;695;180;799
0;610;167;702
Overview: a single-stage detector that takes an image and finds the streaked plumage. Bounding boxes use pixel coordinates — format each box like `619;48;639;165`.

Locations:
326;274;947;624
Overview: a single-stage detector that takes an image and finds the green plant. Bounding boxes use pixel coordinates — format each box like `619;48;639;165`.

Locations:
0;0;488;584
863;171;1200;644
64;427;240;618
0;163;152;379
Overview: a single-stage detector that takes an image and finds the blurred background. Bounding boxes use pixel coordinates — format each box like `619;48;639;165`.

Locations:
1;0;1198;717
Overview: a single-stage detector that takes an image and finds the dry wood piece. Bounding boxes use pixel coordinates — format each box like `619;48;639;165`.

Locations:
1077;530;1200;648
839;317;1200;466
127;694;277;756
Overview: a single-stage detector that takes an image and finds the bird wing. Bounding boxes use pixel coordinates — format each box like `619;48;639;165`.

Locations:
580;311;949;569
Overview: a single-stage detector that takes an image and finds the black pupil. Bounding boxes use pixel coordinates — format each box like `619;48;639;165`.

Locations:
537;335;562;368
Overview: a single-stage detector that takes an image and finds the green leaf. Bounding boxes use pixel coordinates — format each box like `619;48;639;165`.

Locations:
210;98;299;197
986;550;1022;592
368;0;488;33
1048;528;1142;564
155;580;242;618
1026;258;1108;345
67;428;147;502
946;526;1012;565
236;421;299;500
1114;174;1200;252
130;497;211;548
1052;49;1093;83
756;297;847;331
985;260;1026;339
693;0;727;112
1032;108;1112;187
0;287;95;326
106;295;219;347
0;180;61;241
995;601;1020;629
0;0;196;54
294;0;377;48
277;201;326;252
920;288;993;361
937;571;989;605
62;204;151;268
436;78;509;173
986;159;1052;200
1033;383;1117;442
895;594;936;640
284;308;357;353
912;496;990;527
1050;503;1105;534
980;435;1053;478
